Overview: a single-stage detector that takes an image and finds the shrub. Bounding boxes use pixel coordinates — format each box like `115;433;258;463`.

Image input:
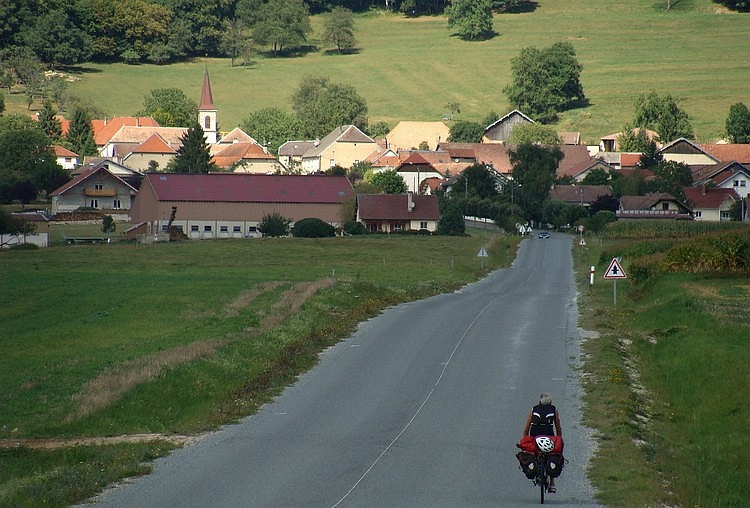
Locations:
291;218;335;238
258;212;292;237
343;220;366;235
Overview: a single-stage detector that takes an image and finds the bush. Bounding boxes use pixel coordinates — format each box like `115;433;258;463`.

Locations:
258;212;292;237
291;218;335;238
343;220;366;235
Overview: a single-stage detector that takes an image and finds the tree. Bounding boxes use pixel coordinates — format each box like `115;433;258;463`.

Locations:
252;0;311;54
712;0;750;12
507;123;562;145
504;42;585;123
11;180;37;207
38;100;63;142
20;9;93;66
220;18;254;67
101;215;116;238
167;123;216;174
509;143;563;222
436;196;465;236
453;163;498;199
448;121;484;142
370;169;407;194
649;160;692;200
580;167;611;186
322;7;356;53
137;88;198;128
632;91;694;143
637;140;663;170
616;126;653;153
291;75;368;139
368;121;391;139
240;107;303;155
66;106;97;156
445;0;494;41
258;211;291;237
726;102;750;143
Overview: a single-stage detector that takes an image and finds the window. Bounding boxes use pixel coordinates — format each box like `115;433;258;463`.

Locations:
329;159;335;168
742;181;747;187
734;180;740;187
220;225;228;233
394;223;403;231
204;225;212;232
420;221;428;229
694;211;702;218
204;115;211;129
233;226;241;232
95;184;103;190
661;203;669;211
89;199;98;208
191;225;199;232
248;226;257;232
113;199;121;209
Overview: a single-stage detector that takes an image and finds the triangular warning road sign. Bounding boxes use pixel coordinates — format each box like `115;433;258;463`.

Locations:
604;258;627;279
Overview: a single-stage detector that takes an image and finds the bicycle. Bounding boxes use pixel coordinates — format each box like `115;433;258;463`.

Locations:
516;435;563;505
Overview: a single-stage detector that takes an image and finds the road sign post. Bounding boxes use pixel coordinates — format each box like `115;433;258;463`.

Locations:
603;257;627;305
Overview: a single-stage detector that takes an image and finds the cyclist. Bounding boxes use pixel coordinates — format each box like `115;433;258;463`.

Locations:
522;393;562;493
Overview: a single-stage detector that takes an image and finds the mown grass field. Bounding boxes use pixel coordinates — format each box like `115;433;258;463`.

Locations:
4;0;749;143
0;230;516;506
574;223;750;507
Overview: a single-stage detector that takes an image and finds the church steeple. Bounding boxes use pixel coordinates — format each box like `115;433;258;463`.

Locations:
198;67;217;144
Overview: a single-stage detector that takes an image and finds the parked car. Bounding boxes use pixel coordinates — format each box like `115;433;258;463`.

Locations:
538;230;550;239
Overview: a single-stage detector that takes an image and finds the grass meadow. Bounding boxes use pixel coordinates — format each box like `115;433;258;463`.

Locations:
575;224;750;507
4;0;750;143
0;231;515;505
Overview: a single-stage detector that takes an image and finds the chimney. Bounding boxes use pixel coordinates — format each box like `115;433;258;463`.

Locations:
407;191;415;212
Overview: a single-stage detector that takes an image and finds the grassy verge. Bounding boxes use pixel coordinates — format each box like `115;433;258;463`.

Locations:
574;225;750;507
0;230;517;506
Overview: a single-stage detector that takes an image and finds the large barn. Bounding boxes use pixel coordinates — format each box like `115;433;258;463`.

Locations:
129;173;354;239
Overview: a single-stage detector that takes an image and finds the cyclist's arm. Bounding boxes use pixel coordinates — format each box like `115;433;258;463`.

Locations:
522;412;532;437
554;412;562;437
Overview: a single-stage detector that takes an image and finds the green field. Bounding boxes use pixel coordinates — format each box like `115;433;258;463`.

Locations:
4;0;749;144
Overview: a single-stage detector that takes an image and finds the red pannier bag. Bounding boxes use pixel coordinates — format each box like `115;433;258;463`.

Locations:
517;435;564;454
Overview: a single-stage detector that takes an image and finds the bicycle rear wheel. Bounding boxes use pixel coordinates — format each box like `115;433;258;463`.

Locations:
538;456;547;504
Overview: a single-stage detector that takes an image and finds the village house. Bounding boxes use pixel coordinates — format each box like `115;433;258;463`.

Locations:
50;162;138;213
356;192;440;233
683;186;739;222
301;125;378;173
617;193;692;220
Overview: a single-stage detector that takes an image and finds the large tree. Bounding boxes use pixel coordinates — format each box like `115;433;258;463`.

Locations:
137;88;198;127
507;123;562;146
726;102;750;143
452;163;498;199
240;107;303;155
445;0;494;41
448;121;484;142
322;7;357;53
291;74;368;139
504;42;585;123
252;0;311;54
20;8;93;66
632;91;694;143
649;160;692;201
167;123;216;174
370;169;407;194
38;100;63;142
65;106;97;157
508;142;563;222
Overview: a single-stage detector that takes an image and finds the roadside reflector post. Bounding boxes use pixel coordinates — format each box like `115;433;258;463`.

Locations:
589;265;595;292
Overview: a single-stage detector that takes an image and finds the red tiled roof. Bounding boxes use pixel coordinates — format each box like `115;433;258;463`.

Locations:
700;144;750;164
620;153;642;168
357;193;440;220
53;145;78;157
132;133;176;154
144;173;354;204
684;186;739;209
212;142;277;168
50;163;137;196
93;117;160;146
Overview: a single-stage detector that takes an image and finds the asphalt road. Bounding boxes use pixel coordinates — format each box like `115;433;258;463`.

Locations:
84;233;601;507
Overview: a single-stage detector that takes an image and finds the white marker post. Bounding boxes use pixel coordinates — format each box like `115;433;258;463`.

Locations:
589;265;595;293
603;257;627;305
